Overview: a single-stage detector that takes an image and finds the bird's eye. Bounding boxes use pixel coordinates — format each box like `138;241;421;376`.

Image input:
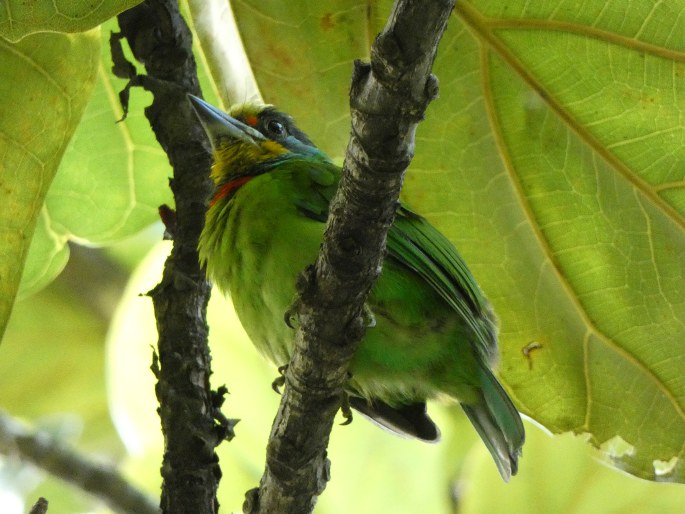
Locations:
266;119;286;138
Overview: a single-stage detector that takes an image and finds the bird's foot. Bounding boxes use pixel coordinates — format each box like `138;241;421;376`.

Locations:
283;298;301;329
271;364;288;394
340;390;354;426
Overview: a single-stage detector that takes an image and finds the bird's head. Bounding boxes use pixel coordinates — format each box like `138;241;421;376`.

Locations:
188;95;324;205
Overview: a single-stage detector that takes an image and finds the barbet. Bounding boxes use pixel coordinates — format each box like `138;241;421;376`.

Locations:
189;95;525;481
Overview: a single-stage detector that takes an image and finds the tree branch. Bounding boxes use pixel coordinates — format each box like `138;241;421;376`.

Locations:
0;412;158;514
114;1;230;513
244;1;456;512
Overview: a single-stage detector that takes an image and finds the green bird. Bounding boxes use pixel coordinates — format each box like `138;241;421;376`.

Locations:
189;95;525;481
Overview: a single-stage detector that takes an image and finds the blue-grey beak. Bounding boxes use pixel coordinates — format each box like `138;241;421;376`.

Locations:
187;94;264;150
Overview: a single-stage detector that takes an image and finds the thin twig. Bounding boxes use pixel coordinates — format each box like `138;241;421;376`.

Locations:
243;1;456;512
0;412;158;514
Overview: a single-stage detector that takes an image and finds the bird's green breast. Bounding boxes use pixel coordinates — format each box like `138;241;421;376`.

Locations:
200;168;483;405
201;169;322;366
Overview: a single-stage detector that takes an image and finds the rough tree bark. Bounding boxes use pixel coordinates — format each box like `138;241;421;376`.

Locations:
114;1;232;513
243;1;457;513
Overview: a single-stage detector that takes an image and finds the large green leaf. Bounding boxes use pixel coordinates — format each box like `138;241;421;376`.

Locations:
0;0;143;42
206;0;685;482
442;1;685;483
17;18;174;300
0;30;99;340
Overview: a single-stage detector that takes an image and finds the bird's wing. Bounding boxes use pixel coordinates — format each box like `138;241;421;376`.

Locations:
289;160;497;360
288;158;340;222
386;206;497;361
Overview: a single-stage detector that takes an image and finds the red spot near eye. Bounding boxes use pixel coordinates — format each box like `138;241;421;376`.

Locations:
211;176;253;206
245;115;258;127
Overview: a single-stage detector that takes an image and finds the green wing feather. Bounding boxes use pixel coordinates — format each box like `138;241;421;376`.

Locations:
291;161;497;363
289;158;339;221
385;207;524;480
386;206;498;364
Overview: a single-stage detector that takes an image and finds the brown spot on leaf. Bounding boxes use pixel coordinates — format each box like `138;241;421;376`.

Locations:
321;12;335;30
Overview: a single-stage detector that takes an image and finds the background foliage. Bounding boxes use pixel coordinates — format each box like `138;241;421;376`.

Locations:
1;0;684;512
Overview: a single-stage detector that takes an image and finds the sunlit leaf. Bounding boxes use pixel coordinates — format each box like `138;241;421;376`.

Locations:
17;19;174;301
0;0;143;42
0;29;99;340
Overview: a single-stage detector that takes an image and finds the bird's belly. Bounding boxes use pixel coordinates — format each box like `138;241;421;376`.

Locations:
225;211;323;366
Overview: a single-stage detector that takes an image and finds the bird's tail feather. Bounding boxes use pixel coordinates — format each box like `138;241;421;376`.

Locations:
461;367;525;482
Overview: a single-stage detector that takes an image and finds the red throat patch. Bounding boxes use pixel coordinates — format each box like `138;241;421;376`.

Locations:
211;176;253;206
